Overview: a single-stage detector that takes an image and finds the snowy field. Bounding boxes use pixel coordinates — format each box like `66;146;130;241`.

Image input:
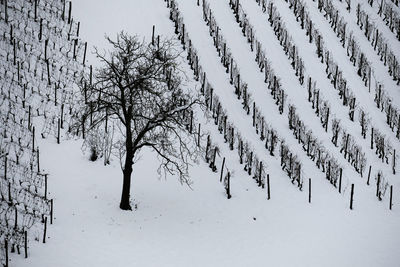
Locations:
4;0;400;266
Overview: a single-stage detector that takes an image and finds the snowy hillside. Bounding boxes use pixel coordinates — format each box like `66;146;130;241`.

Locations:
1;0;400;266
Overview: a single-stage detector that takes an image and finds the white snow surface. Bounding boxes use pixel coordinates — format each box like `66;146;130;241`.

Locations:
13;0;400;266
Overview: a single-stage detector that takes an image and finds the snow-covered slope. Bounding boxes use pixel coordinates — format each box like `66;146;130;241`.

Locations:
2;0;399;266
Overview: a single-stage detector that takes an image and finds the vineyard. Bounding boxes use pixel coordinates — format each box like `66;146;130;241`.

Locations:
1;0;399;266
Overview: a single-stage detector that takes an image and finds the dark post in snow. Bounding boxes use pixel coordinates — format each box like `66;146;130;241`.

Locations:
5;0;8;24
50;199;54;224
389;185;393;210
28;105;31;130
8;182;11;202
258;161;263;187
44;174;48;200
5;240;8;267
14;207;17;230
46;59;51;85
82;118;85;139
4;156;7;181
62;0;65;21
57;118;61;144
13;39;16;65
220;157;225;182
226;172;231;199
152;25;155;46
55;84;58;106
61;104;65;129
189;110;193;134
24;230;28;258
34;0;38;21
39;18;43;41
376;172;381;198
42;217;47;243
83;42;87;65
89;65;93;86
252;102;256;127
197;123;201;147
37;148;40;173
267;174;271;200
32;126;35;153
367;165;371;185
350;183;355;210
73;39;78;60
68;1;72;24
308;178;312;203
76;21;80;37
45;39;48;61
393;149;396;175
339;168;342;193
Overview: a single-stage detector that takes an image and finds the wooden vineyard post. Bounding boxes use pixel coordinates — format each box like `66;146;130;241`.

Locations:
32;126;35;153
45;39;48;61
89;65;93;86
50;199;54;224
339;168;342;193
308;178;311;203
376;172;381;198
4;156;7;181
28;105;31;130
76;21;80;36
226;172;231;199
68;1;72;24
62;0;65;21
57;118;60;144
73;39;78;60
189;110;193;134
14;207;17;230
197;123;201;147
39;18;43;41
367;165;371;185
8;181;11;202
83;42;87;65
46;59;51;85
55;84;58;106
44;174;48;200
34;0;38;21
252;102;256;127
24;230;28;258
389;185;393;210
201;73;206;94
152;25;155;46
267;174;271;200
43;217;47;243
220;157;225;182
23;83;26;108
350;184;355;210
393;149;396;175
37;148;40;173
61;104;64;129
103;107;108;133
5;0;8;24
211;147;217;171
258;161;263;187
5;240;8;267
230;128;234;150
82;118;85;139
13;39;16;65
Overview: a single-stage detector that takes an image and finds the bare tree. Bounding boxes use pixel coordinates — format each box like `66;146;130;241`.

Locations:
76;32;202;210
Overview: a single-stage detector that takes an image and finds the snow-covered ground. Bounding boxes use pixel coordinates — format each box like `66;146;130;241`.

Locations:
9;0;400;266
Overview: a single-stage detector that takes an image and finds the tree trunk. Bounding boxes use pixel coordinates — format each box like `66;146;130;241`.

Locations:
120;125;134;210
120;164;133;210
